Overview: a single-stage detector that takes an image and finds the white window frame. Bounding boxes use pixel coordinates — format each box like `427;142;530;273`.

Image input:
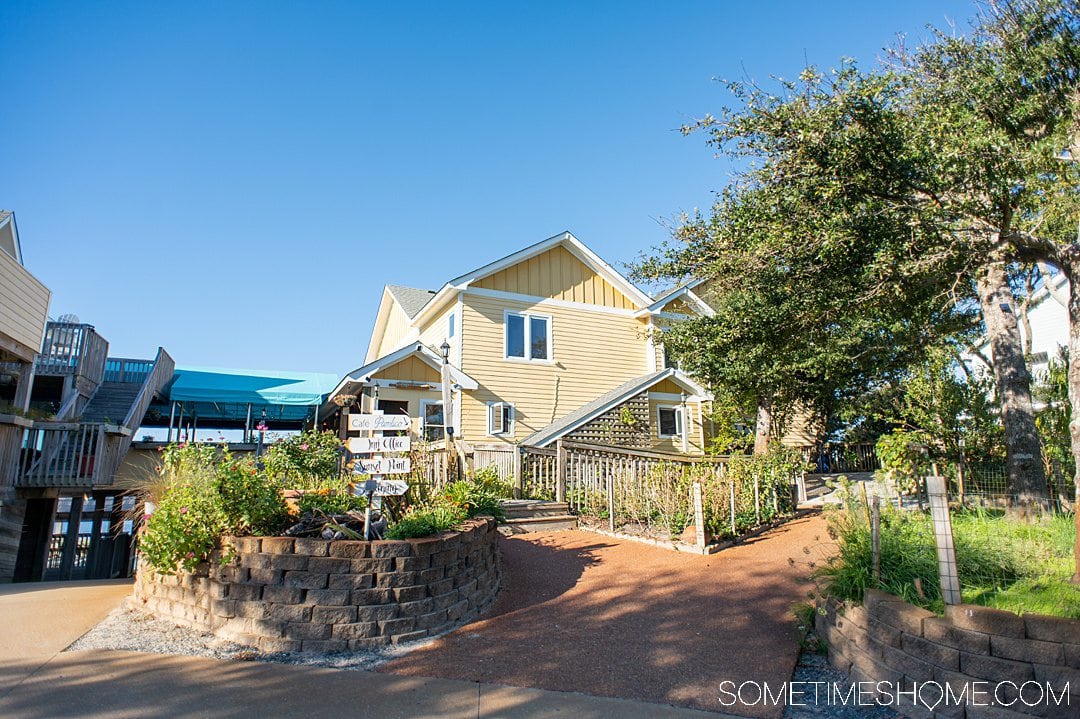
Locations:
503;310;553;363
420;399;445;442
448;311;456;338
656;404;684;439
487;401;515;436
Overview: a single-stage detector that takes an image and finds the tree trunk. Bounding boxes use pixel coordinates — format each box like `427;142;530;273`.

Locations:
976;261;1049;507
1066;266;1080;582
754;394;773;455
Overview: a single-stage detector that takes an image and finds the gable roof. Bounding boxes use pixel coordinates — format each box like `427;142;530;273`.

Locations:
520;368;709;448
409;231;653;327
638;279;714;317
386;284;436;319
325;342;479;418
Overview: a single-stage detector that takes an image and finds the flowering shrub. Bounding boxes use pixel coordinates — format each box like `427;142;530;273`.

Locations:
261;429;343;489
139;443;287;573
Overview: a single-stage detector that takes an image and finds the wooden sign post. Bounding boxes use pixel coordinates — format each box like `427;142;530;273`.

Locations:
349;412;411;540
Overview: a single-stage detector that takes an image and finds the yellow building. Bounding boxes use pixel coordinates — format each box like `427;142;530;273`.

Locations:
325;232;712;455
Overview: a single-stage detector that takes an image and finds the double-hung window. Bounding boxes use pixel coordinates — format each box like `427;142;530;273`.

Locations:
505;311;551;362
487;402;514;436
657;405;684;439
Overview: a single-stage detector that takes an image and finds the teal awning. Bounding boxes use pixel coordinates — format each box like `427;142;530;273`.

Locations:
167;366;340;407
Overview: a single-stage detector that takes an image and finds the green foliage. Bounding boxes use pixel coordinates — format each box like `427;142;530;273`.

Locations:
703;445;803;536
469;465;514;498
440;479;506;520
874;430;933;497
384;505;467;540
261;429;343;489
1035;348;1074;487
818;491;1080;617
297;490;367;516
139;443;288;573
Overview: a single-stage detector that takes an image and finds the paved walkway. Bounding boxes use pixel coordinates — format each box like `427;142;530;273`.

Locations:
383;512;829;718
0;580;732;718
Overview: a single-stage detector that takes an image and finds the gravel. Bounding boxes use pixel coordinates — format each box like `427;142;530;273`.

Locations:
67;605;425;671
784;651;899;719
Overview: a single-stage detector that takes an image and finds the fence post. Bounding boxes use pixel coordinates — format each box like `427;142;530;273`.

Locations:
693;481;706;549
729;477;736;536
513;448;523;499
926;474;961;605
556;439;566;504
754;474;761;526
871;495;881;584
607;471;615;532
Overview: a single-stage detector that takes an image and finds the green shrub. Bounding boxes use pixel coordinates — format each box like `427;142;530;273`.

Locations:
297;490;367;515
440;480;505;520
470;466;514;497
384;505;466;539
261;429;343;489
139;443;288;573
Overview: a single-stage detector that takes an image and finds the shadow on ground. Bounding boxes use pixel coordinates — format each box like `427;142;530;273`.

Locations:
381;512;830;718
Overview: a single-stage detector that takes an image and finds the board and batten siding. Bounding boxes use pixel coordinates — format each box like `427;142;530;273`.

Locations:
0;249;50;359
458;292;651;443
473;246;637;310
371;355;441;384
374;300;412;360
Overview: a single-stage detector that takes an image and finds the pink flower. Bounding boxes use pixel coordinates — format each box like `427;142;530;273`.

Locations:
186;551;195;559
143;513;152;521
179;507;188;514
300;443;309;450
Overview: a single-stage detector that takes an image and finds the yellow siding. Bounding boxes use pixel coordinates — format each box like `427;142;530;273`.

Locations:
648;398;705;454
0;249;50;358
375;299;412;359
370;355;441;384
780;407;821;447
474;246;636;309
661;297;695;315
458;293;651;444
417;303;456;355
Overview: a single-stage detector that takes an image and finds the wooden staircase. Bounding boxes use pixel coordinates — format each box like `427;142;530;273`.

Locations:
498;499;577;534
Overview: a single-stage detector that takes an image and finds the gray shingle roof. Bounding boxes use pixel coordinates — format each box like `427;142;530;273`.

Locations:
387;284;436;318
520;369;674;448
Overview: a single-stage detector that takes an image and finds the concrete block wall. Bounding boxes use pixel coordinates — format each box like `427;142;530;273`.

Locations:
817;589;1080;719
133;516;501;652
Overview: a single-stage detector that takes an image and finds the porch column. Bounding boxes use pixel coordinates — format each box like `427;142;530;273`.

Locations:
13;360;34;412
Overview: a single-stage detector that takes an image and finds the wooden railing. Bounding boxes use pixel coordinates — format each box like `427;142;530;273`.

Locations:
0;414;31;489
17;422;131;488
36;322;108;387
123;348;174;430
801;442;879;474
521;446;557;500
472;444;516;479
104;357;156;385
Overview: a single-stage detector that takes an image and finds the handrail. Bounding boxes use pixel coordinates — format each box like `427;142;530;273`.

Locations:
123;347;174;430
104;357;156;384
35;322;108;387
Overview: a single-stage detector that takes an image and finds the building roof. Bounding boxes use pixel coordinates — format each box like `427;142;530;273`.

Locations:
168;366;340;407
386;284;436;319
520;368;708;448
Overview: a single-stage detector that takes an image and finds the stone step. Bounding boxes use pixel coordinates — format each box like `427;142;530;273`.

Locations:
497;514;578;535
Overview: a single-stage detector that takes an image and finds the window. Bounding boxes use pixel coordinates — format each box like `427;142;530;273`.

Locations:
448;312;456;338
422;400;445;441
487;402;514;436
504;311;551;361
657;405;683;438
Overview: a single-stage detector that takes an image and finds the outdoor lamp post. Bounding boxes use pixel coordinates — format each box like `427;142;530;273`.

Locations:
255;408;268;465
440;340;455;483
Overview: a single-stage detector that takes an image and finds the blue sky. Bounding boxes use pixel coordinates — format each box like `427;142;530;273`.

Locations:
2;1;975;376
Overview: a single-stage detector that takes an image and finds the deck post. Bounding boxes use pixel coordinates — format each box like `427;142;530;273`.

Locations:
555;439;566;504
244;403;252;443
167;401;176;443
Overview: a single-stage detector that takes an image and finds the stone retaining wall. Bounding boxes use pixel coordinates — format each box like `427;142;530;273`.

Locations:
133;516;500;652
818;589;1080;719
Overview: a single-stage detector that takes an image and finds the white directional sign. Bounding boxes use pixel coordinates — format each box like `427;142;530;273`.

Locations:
366;479;410;496
348;436;411;454
348;413;411;431
353;457;411;475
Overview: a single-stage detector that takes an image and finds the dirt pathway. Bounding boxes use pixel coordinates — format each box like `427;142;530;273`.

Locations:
381;512;830;718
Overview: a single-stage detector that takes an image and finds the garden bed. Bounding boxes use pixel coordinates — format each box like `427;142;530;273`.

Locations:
132;516;501;653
